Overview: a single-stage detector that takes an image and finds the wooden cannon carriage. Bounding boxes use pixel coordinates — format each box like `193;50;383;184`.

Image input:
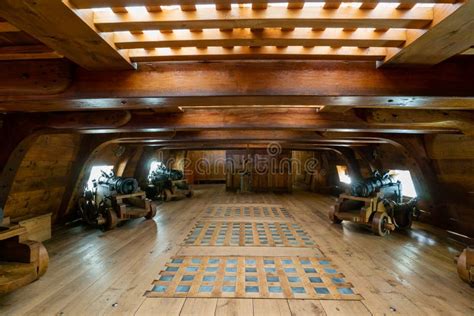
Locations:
0;221;49;295
329;171;416;236
79;172;156;230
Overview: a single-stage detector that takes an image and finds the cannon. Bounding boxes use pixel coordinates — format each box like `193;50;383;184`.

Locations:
78;170;156;230
145;165;193;202
329;170;417;236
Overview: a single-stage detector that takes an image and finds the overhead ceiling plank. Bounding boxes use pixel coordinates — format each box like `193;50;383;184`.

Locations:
0;0;134;70
114;28;406;49
128;46;387;62
94;6;433;32
70;0;457;8
381;2;474;66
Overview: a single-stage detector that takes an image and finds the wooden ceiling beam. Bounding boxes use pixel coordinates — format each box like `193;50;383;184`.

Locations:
0;45;62;61
128;46;386;62
0;0;134;70
62;109;461;134
70;0;456;9
114;28;406;49
94;6;433;32
381;2;474;66
110;130;389;144
9;108;462;134
146;143;359;150
0;60;473;111
112;130;389;143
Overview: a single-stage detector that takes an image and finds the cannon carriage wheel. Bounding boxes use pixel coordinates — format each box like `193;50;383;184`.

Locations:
145;206;157;219
163;189;173;202
372;212;391;236
328;207;342;224
104;208;118;230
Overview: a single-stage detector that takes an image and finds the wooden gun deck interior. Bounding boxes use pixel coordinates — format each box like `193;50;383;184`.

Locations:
0;184;472;315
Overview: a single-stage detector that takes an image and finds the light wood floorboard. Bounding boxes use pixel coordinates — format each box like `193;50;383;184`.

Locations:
0;185;472;315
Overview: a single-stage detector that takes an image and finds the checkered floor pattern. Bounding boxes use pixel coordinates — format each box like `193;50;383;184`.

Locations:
203;204;293;219
183;222;316;247
146;256;361;300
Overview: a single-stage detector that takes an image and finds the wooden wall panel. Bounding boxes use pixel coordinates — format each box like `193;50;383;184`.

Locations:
425;134;474;239
291;151;313;185
308;151;340;194
3;134;81;222
225;149;292;193
186;150;226;184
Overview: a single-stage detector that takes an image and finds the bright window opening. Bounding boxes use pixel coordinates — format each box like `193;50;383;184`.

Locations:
87;165;113;190
389;170;417;198
336;165;351;184
148;161;164;178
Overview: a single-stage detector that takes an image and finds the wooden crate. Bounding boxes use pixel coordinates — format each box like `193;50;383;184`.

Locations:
18;213;52;242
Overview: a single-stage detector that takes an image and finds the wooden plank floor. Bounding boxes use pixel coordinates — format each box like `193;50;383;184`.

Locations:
1;184;473;315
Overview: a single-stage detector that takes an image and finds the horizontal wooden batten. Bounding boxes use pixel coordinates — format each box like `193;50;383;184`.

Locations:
0;45;62;61
114;28;406;49
71;0;456;9
94;7;433;32
15;108;463;134
128;46;386;61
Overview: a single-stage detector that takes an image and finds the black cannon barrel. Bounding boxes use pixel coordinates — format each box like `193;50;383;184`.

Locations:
98;172;138;195
149;166;184;183
351;171;398;197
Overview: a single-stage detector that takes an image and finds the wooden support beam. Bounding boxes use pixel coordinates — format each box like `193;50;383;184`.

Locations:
0;60;473;111
55;135;102;223
0;45;62;61
0;0;134;70
363;108;474;134
462;47;474;55
112;130;389;144
111;6;129;13
0;21;19;32
359;3;378;9
287;2;305;10
323;2;341;9
50;108;461;134
382;2;474;66
70;0;457;8
1;109;464;134
146;6;162;12
128;46;387;62
94;6;433;32
125;109;463;134
0;60;72;96
114;28;406;49
0;118;39;210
